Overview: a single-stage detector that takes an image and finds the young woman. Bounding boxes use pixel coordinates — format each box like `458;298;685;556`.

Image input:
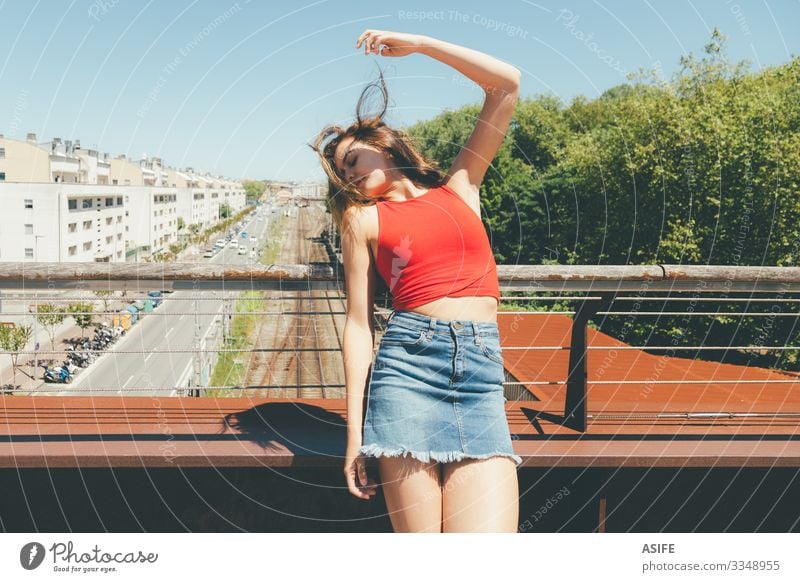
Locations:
311;30;522;533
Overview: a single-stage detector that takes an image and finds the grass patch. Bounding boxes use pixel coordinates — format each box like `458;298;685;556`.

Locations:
207;291;267;396
259;213;288;264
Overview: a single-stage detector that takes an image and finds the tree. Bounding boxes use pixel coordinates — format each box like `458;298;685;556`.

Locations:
94;291;115;323
243;180;266;203
35;303;66;352
0;324;33;388
68;303;95;338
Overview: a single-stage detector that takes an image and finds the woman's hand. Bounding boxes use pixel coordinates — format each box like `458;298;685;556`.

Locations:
344;439;378;500
356;30;425;58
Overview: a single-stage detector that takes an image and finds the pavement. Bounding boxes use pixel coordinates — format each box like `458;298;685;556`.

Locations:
1;212;258;395
0;282;150;393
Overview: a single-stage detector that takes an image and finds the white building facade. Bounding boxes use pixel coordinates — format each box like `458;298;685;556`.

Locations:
0;133;246;262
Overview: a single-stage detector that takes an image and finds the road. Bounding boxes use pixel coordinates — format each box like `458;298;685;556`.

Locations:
40;208;274;396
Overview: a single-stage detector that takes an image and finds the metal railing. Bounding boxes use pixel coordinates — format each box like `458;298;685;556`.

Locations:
1;262;799;432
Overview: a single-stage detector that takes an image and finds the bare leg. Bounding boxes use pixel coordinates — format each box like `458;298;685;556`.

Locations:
378;456;442;533
441;456;519;532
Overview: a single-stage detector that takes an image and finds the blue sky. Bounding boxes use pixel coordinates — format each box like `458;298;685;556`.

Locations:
1;0;798;182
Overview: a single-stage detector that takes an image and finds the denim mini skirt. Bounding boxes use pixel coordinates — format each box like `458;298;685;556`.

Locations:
359;309;522;467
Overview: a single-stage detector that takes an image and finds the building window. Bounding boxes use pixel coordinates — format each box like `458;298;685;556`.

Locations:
25;224;33;235
82;199;92;209
117;215;122;223
83;220;92;230
117;233;122;240
68;223;76;233
68;199;77;210
83;241;92;251
105;197;113;207
106;217;113;225
25;248;34;258
24;199;33;208
0;147;5;158
106;236;112;244
112;179;118;185
116;196;122;205
68;245;77;256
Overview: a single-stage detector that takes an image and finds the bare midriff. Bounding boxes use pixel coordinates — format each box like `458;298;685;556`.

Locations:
399;295;499;323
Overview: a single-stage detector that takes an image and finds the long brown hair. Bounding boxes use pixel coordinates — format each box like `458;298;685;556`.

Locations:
309;67;446;232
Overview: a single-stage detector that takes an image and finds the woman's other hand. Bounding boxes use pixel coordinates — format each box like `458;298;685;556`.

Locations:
344;440;378;500
356;30;424;57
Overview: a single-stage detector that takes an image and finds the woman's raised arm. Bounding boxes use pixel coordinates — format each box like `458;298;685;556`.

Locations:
357;30;521;203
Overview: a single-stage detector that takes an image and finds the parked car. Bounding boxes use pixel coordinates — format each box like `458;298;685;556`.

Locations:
147;291;162;308
250;236;257;243
229;240;238;247
238;245;247;255
203;248;215;258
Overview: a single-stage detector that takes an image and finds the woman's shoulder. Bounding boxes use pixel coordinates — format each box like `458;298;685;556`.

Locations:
343;203;379;240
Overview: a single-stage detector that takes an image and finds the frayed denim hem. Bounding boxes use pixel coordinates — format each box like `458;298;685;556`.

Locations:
359;443;523;467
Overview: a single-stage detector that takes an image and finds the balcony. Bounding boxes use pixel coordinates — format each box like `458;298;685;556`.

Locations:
0;262;799;532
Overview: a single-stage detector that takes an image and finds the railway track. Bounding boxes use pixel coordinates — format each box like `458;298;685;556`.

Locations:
243;203;347;398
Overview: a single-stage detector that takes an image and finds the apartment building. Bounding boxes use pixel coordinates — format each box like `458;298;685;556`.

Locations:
110;155;179;256
0;133;246;263
0;182;125;262
165;167;246;231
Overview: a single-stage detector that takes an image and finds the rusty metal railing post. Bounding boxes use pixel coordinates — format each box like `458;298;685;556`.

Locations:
564;293;614;432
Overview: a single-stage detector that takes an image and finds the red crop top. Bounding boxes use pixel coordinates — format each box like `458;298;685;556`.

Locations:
375;183;501;310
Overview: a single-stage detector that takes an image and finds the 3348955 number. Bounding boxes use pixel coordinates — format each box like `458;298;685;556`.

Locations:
730;560;780;571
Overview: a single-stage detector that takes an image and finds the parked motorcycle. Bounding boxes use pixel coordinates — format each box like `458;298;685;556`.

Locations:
42;363;72;384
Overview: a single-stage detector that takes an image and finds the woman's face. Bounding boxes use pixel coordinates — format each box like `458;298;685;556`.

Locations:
333;136;395;199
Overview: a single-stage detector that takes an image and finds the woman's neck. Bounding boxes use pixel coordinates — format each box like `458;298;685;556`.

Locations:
379;176;430;203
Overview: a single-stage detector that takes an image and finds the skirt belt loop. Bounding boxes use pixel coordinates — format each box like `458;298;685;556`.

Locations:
427;316;437;340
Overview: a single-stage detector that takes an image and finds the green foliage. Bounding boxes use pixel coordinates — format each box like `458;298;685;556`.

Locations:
35;303;66;351
68;303;95;338
0;324;33;387
243;180;266;203
208;291;266;395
